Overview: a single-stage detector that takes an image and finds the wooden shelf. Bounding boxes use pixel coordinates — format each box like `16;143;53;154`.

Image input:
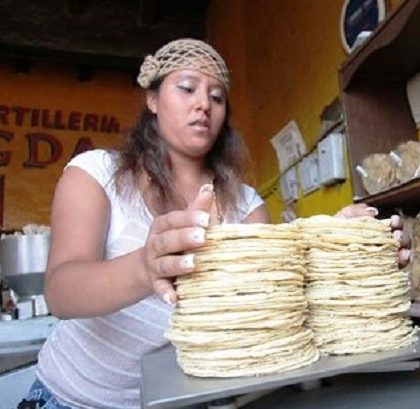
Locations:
354;178;420;208
340;0;420;90
339;0;420;206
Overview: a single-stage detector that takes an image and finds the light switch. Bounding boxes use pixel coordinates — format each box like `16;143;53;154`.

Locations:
279;167;299;203
298;151;320;195
318;132;346;186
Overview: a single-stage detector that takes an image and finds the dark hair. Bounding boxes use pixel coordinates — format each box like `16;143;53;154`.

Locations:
114;80;252;219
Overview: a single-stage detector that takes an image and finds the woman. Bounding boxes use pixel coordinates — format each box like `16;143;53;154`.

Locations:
19;39;409;409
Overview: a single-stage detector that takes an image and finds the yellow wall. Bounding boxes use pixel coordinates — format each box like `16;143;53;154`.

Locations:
0;0;412;228
0;62;141;228
207;0;401;222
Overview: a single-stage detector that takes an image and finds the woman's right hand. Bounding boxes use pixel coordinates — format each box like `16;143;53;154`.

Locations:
142;184;214;304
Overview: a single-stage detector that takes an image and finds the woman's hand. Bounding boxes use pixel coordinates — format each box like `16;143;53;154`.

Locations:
334;203;379;218
142;184;213;304
335;203;411;267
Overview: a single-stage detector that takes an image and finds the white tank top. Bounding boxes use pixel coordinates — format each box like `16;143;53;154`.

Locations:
36;149;264;409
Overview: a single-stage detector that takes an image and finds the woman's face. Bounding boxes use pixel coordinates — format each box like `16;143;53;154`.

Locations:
147;69;227;160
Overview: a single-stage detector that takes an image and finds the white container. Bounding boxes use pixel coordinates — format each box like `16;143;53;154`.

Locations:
0;234;50;298
407;71;420;128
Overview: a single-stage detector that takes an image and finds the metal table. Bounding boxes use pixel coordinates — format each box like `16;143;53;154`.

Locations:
0;315;57;357
140;340;420;408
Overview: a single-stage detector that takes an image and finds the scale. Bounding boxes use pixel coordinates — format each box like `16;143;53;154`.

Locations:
140;341;420;409
0;233;50;318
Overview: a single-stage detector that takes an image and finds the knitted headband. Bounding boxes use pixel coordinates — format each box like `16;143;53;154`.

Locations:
137;38;230;90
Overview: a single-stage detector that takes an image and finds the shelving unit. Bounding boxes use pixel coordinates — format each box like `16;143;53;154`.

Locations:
353;177;420;207
339;0;420;208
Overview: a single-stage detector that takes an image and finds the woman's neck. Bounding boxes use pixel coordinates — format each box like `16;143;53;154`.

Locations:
170;156;212;202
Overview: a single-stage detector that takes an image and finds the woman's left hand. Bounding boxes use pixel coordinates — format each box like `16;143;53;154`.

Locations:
335;203;411;267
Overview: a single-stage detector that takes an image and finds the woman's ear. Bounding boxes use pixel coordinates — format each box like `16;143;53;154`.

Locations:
146;91;158;114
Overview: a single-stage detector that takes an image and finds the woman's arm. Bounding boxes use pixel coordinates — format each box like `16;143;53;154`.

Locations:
45;168;213;319
45;167;152;318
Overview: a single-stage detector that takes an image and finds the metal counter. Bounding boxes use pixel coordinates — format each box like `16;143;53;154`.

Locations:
140;340;420;409
0;315;57;357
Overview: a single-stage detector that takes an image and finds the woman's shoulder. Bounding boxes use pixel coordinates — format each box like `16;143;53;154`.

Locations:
231;183;264;221
240;183;260;200
67;148;118;168
240;182;255;192
65;148;120;188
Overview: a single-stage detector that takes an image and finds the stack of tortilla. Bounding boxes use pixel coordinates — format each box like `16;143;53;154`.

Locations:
166;223;319;377
298;215;417;355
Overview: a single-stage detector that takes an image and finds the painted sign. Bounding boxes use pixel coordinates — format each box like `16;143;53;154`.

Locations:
0;64;141;228
0;105;121;168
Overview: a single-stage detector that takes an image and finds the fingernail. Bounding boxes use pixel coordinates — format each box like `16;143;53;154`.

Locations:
189;228;205;244
195;211;210;227
391;215;400;225
199;183;213;195
402;248;411;260
180;254;195;270
393;230;403;241
366;207;378;216
163;292;175;305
